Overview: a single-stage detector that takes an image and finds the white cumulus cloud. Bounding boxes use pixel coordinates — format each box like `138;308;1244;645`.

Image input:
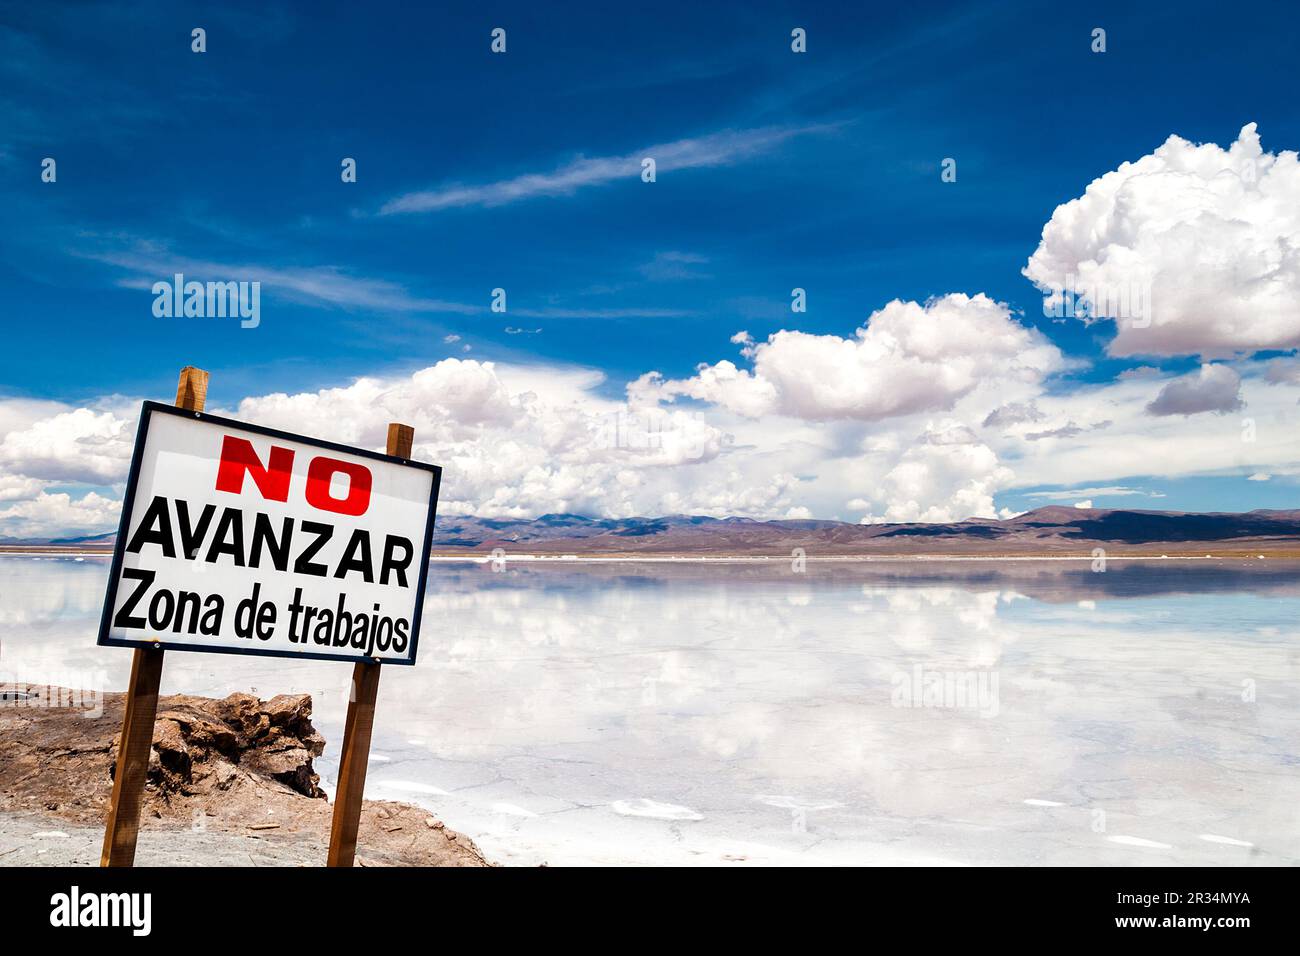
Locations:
0;405;135;483
858;424;1013;524
1025;123;1300;358
0;491;121;540
634;293;1062;422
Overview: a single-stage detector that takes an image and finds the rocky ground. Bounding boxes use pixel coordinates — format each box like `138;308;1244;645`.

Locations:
0;685;490;867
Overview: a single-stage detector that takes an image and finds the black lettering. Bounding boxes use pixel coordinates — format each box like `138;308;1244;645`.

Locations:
199;595;223;635
334;529;374;582
391;617;409;654
287;588;305;643
112;568;155;629
250;513;293;571
255;601;276;641
380;535;414;587
333;593;352;647
174;590;202;633
299;605;317;642
350;608;372;652
312;607;333;645
374;610;393;652
234;582;262;640
175;500;216;560
206;508;246;566
125;497;175;558
148;589;176;630
294;521;333;576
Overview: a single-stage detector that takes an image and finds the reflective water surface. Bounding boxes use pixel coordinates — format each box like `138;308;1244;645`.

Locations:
3;555;1298;865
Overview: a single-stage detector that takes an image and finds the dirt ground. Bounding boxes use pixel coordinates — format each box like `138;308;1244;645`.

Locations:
0;685;490;867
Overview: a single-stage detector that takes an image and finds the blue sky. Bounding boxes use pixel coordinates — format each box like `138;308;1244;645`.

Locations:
1;0;1299;535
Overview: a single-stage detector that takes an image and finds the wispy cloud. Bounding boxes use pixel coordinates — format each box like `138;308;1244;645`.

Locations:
639;251;711;282
76;237;692;321
379;124;835;215
1025;486;1150;500
511;306;692;320
75;239;483;315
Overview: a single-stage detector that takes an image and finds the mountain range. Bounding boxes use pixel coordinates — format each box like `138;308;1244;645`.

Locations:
423;506;1300;556
5;507;1299;557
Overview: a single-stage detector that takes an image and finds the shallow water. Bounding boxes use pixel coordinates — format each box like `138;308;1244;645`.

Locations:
3;555;1298;865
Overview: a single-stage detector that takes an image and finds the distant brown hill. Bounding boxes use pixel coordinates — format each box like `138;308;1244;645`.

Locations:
425;506;1300;556
6;507;1299;557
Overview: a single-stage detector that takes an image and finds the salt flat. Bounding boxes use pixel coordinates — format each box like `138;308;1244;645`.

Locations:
3;556;1297;866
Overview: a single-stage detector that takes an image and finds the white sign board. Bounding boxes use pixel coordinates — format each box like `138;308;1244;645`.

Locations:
98;402;440;665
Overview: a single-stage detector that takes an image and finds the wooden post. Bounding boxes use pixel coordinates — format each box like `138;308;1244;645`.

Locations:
101;366;209;867
327;422;414;867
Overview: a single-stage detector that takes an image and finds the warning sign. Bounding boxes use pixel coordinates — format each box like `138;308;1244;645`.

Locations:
97;402;440;665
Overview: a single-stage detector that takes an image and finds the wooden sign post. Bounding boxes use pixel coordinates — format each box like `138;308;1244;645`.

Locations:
327;423;412;867
99;369;435;868
101;366;208;866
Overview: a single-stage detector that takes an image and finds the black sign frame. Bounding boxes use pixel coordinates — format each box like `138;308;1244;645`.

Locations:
96;401;441;666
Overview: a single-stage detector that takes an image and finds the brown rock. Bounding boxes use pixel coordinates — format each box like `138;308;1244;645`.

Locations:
1;686;492;867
